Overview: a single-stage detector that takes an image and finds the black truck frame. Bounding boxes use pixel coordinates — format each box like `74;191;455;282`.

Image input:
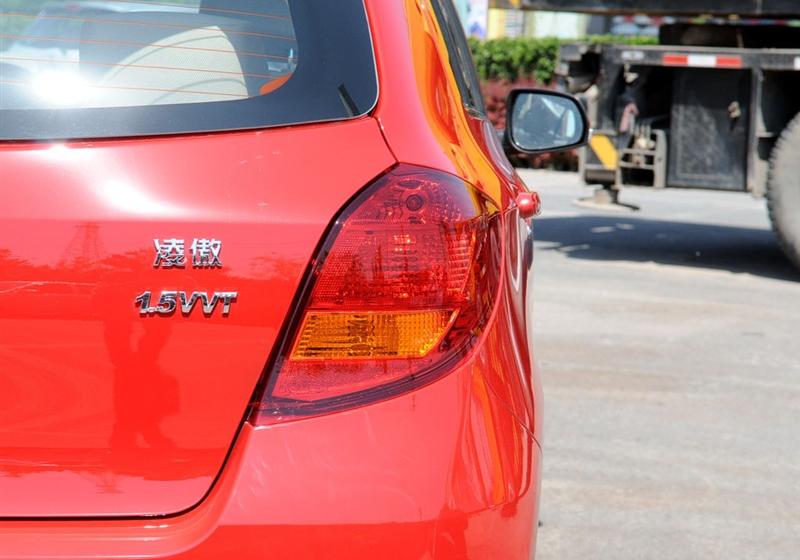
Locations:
563;41;800;196
527;1;800;271
519;0;798;17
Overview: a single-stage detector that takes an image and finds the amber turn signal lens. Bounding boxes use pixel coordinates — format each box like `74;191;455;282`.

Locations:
290;310;456;360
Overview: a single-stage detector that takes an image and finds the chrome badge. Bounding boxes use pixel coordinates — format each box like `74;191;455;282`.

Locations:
135;291;238;317
153;237;223;269
140;238;237;317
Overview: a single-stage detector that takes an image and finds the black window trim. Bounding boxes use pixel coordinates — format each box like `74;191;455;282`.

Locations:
429;0;487;117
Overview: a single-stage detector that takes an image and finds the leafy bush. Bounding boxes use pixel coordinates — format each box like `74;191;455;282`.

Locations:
469;36;659;84
469;37;559;84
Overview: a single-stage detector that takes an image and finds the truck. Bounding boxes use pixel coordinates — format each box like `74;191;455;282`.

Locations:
520;0;800;271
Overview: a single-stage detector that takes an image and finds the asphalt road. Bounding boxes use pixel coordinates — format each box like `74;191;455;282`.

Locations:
518;170;800;560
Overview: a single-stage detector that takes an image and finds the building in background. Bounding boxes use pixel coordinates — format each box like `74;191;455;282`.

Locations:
452;0;490;38
459;0;489;39
487;8;527;38
459;1;591;39
527;11;590;38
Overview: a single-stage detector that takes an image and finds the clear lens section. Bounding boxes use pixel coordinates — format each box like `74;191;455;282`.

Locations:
309;173;479;310
256;166;502;419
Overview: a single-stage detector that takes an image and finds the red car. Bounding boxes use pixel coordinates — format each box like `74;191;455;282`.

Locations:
0;0;587;558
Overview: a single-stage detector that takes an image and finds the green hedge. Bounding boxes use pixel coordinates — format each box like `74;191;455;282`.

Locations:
468;36;659;84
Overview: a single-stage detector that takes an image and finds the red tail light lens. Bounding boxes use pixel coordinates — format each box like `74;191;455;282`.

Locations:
253;165;502;421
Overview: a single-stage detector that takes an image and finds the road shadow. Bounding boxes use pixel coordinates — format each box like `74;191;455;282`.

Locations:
534;216;799;282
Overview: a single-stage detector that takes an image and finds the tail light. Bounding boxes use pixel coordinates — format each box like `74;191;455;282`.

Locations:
252;165;503;422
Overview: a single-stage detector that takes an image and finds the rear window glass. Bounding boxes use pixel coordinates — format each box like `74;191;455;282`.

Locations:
0;0;377;140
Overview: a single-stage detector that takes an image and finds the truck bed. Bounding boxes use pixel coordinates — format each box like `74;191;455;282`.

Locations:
520;0;800;17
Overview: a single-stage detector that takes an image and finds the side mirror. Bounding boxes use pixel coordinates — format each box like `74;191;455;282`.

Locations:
506;89;589;154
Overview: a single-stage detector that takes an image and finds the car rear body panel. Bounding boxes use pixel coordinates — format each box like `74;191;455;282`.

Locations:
0;307;540;558
0;118;395;517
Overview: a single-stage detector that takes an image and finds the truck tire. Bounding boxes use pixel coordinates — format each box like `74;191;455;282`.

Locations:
768;114;800;271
